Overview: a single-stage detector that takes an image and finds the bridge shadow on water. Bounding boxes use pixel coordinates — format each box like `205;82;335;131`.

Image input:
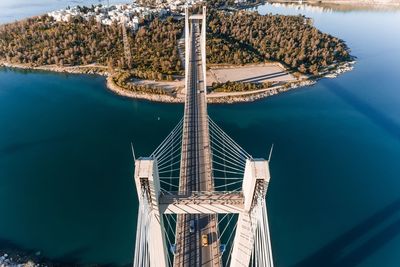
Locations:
292;197;400;267
325;80;400;142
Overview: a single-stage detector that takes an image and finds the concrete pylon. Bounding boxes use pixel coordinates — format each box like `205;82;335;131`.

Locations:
134;157;168;267
230;158;271;267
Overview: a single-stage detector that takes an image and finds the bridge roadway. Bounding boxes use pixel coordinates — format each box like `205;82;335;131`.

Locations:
173;19;221;267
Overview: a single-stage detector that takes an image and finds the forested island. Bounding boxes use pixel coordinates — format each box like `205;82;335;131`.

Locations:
0;4;353;103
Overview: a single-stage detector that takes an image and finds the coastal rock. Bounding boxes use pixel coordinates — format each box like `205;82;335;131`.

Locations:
1;59;352;104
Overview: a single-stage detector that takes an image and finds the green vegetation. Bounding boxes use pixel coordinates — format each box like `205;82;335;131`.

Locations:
207;10;351;75
207;36;263;64
0;8;351;82
211;81;271;93
0;15;183;75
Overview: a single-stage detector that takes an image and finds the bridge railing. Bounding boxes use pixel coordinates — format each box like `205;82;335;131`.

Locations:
159;191;244;206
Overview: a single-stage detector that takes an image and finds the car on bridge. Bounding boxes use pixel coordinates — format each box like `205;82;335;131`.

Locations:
201;234;208;247
170;244;177;255
189;220;195;233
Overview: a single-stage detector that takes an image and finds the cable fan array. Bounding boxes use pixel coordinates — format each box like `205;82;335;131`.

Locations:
151;118;183;194
152;119;184;266
209;117;253;266
133;117;273;267
208;117;251;192
133;191;151;267
249;197;274;267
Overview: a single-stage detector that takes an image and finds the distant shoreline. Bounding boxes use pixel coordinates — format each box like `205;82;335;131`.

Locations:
267;0;400;6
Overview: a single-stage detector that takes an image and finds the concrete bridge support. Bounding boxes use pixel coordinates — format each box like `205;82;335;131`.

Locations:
134;158;168;267
230;159;271;267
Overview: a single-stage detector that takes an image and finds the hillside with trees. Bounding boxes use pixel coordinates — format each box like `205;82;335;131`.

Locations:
0;15;183;77
207;10;352;75
0;9;352;84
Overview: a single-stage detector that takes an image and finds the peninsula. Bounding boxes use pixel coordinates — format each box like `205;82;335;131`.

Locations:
0;1;353;103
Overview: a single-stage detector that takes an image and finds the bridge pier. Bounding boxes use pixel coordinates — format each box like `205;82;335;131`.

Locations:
230;159;273;267
134;157;168;267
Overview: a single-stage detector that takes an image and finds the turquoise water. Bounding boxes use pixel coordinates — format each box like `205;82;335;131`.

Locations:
253;4;400;267
0;69;183;265
1;3;400;267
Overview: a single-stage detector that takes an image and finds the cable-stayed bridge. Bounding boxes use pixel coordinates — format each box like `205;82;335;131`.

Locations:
133;7;274;267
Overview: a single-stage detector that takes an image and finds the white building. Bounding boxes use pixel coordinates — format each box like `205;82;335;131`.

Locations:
48;1;203;30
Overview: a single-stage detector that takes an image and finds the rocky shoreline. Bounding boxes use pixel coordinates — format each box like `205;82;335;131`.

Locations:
1;252;40;267
0;250;51;267
0;60;354;104
0;248;102;267
0;61;110;76
106;76;184;103
207;79;316;103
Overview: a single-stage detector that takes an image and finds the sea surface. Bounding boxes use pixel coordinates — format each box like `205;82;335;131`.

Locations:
1;2;400;267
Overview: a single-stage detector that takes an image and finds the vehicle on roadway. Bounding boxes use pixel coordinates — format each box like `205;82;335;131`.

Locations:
189;220;195;233
170;244;177;255
201;234;208;247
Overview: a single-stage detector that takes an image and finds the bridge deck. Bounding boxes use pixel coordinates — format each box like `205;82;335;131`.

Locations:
174;18;221;267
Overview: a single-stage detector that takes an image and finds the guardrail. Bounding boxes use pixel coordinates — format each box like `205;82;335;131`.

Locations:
159;191;244;205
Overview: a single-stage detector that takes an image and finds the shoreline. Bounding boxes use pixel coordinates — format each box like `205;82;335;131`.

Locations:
207;80;316;103
0;60;355;104
106;76;184;103
266;0;400;6
1;251;44;267
0;249;65;267
0;250;102;267
0;61;110;76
